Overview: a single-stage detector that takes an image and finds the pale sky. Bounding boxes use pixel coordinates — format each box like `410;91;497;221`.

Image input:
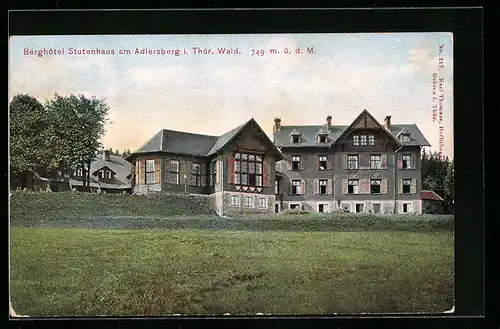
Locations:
9;33;454;158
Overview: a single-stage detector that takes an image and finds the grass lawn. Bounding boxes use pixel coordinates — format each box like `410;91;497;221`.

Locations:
9;225;454;316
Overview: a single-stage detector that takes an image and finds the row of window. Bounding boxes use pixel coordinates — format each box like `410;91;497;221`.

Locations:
289;154;412;170
286;178;413;195
353;134;375;146
230;195;268;208
73;168;113;179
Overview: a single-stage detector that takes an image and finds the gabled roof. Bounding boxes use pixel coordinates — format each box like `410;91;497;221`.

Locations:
274;109;431;148
70;154;131;189
127;129;219;159
289;129;302;136
421;190;444;201
316;126;330;136
128;118;284;160
397;127;411;136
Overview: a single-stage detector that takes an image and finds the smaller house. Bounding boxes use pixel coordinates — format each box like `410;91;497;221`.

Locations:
421;190;444;214
70;150;132;193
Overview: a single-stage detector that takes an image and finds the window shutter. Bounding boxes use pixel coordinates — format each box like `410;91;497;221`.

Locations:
155;158;160;183
139;159;145;184
228;157;234;184
215;159;220;184
410;179;416;194
342;179;348;194
327;154;333;170
360;154;370;170
135;161;139;185
327;179;333;195
301;155;307;171
361;179;370;194
301;179;306;195
381;154;388;169
411;154;416;170
397;154;403;169
381;179;388;194
314;179;319;195
289;179;293;194
180;160;186;184
201;163;207;187
342;154;347;169
254;195;259;209
263;158;270;187
287;155;292;170
314;156;319;171
398;178;403;194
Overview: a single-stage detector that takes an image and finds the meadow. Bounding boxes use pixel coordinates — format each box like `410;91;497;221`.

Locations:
9;191;454;316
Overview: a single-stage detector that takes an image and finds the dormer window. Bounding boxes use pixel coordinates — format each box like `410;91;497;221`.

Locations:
290;129;301;144
99;169;112;179
401;133;411;143
318;135;327;143
73;168;85;177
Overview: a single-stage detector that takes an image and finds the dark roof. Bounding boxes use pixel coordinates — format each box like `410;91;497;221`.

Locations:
129;118;284;161
421;190;444;201
274;110;430;148
206;122;246;156
274;125;348;148
70;154;131;189
130;129;219;158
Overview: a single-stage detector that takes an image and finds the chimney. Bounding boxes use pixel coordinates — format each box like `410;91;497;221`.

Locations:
384;115;391;131
326;115;332;130
273;117;281;133
103;150;110;161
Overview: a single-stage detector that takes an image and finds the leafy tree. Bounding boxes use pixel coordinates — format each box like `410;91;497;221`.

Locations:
444;160;454;213
10;94;52;189
45;94;109;187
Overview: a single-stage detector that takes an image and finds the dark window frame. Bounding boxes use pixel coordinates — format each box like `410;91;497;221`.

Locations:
235;152;263;187
167;160;180;185
145;159;155;185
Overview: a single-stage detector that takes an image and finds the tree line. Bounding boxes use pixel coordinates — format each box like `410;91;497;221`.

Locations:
10;93;112;190
421;148;454;214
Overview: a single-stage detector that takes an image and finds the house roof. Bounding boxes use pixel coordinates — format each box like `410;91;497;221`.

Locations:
421;190;444;201
128;118;284;160
274;110;430;148
70;154;131;189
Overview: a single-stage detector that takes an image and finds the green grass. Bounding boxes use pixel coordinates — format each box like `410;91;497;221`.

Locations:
10;227;454;316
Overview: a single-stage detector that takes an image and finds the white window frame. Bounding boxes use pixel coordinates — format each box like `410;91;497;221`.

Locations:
318;204;328;213
403;178;412;194
402;202;412;213
348;155;359;169
292;156;301;171
258;197;267;209
289;203;301;210
353;135;360;146
145;159;155;185
360;135;367;146
402;154;412;169
244;196;254;208
319;179;328;195
355;203;365;213
318;155;327;170
231;195;240;207
348;179;359;194
292;179;302;195
370;179;381;194
368;134;375;146
370;155;382;169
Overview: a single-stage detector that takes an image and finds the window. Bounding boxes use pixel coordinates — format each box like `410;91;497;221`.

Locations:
348;179;359;194
319;179;328;195
292;135;300;144
355;203;364;213
370;155;381;169
370;179;381;194
403;203;410;213
318;204;328;213
99;170;112;179
291;180;302;195
259;198;267;209
231;195;240;207
360;135;367;146
244;196;254;208
318;156;327;170
403;179;411;194
167;160;180;184
348;155;359;169
401;134;410;143
318;135;327;143
235;152;262;187
292;156;301;171
373;203;381;214
190;163;202;186
145;160;155;184
73;168;84;177
290;204;300;210
402;154;412;169
353;135;359;146
275;180;279;194
210;160;217;186
368;135;375;146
